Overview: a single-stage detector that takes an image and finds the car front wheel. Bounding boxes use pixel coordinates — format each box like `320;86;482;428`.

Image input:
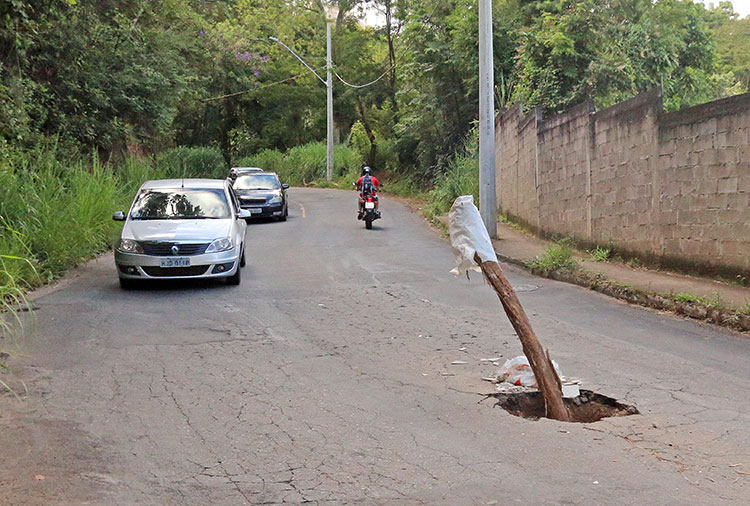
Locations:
119;277;138;290
226;263;241;285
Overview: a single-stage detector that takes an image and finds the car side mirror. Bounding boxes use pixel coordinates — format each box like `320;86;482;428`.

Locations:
238;209;252;219
113;211;126;221
281;184;290;190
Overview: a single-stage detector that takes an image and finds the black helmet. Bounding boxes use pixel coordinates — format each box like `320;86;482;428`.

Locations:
362;166;372;175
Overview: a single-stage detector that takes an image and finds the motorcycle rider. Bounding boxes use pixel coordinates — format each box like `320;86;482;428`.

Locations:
356;166;381;220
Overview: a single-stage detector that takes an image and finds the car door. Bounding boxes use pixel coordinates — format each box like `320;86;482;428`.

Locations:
227;185;247;250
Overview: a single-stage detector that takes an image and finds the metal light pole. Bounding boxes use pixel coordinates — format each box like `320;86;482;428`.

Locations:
479;0;497;238
326;22;334;181
270;30;334;181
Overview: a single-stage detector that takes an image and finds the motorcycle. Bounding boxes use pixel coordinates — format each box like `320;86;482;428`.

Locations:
354;181;381;229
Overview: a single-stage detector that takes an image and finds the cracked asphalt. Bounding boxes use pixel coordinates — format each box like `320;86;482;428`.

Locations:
1;187;749;505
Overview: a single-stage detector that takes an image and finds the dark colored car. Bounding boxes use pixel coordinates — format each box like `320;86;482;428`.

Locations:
228;167;263;182
232;172;289;221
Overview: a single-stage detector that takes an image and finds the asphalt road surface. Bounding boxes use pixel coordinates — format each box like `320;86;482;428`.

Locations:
2;188;749;505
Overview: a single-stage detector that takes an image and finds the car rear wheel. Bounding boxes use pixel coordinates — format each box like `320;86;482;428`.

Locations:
226;263;241;285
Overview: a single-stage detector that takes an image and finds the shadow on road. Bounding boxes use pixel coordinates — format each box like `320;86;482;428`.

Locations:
115;277;241;292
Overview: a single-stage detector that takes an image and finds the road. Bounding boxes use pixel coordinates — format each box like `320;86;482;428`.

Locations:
2;187;749;505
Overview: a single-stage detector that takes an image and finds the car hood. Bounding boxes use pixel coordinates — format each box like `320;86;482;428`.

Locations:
123;219;233;242
234;189;281;198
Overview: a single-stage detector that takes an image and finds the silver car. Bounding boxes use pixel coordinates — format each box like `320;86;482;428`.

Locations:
113;179;250;288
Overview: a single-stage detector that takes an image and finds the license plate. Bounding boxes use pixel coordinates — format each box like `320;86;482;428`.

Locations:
160;257;190;268
248;208;262;214
365;202;375;209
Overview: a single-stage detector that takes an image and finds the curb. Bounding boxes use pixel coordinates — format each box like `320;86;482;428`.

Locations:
521;264;750;334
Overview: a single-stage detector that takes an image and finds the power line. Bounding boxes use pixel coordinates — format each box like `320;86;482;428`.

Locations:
201;67;328;102
333;67;393;89
269;36;327;85
203;1;445;99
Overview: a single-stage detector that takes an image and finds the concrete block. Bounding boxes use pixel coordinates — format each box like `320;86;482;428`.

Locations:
699;149;719;166
731;127;749;146
717;147;739;165
718;177;739;194
716;209;744;223
696;118;719;137
721;240;750;256
737;145;750;161
716;130;732;149
708;165;739;179
692;135;714;152
678;209;718;225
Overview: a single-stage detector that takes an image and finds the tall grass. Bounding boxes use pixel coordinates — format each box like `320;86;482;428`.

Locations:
425;130;479;217
156;146;226;179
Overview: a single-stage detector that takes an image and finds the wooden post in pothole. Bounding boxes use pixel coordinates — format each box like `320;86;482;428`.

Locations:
449;196;570;422
473;252;570;422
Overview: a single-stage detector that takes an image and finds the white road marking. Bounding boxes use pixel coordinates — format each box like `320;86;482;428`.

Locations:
298;203;306;218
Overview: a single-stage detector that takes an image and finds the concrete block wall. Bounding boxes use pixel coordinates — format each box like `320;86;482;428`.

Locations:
495;88;750;276
496;105;541;230
537;101;593;238
590;90;662;254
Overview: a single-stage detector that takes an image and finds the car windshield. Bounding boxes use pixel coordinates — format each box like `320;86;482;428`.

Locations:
234;174;280;190
130;189;231;220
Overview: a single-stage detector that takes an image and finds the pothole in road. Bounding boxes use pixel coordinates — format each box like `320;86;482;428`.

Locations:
488;389;639;423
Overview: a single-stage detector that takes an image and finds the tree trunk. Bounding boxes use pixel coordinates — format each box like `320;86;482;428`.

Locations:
474;253;570;422
220;94;235;170
357;101;377;166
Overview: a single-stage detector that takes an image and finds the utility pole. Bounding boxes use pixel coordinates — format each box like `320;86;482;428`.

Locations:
326;22;334;181
479;0;497;238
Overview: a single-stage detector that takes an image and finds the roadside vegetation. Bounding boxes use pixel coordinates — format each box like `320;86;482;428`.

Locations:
0;144;238;292
525;240;580;275
587;247;612;263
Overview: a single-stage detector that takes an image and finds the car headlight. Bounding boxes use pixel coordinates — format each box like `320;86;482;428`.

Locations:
269;195;282;205
119;239;143;253
206;237;233;253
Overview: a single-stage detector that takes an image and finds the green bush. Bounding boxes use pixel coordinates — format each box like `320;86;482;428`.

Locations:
235;148;285;175
156;146;226;179
587;246;612;262
525;240;579;275
236;142;363;186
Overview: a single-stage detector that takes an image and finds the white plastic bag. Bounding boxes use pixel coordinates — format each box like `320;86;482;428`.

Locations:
497;356;560;387
448;195;498;276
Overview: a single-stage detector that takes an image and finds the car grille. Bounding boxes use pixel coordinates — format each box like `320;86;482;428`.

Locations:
140;242;210;256
240;197;267;205
142;266;210;277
